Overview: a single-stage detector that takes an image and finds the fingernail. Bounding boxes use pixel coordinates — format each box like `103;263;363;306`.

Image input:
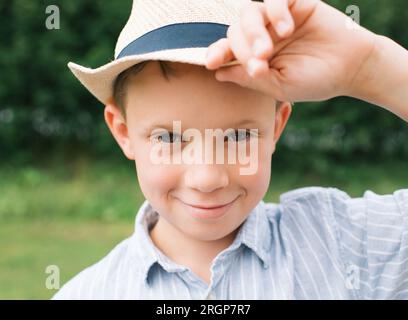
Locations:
247;58;264;77
252;39;269;58
276;21;291;37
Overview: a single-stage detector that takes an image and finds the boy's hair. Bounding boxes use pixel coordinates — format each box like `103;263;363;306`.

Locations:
113;60;283;119
113;61;175;119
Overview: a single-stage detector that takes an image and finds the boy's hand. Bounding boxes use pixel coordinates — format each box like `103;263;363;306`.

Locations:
205;0;377;103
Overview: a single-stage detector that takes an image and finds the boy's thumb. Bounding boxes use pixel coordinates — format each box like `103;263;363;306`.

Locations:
215;65;251;87
215;65;285;100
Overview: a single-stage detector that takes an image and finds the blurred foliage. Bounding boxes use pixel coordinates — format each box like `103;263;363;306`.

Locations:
0;0;407;168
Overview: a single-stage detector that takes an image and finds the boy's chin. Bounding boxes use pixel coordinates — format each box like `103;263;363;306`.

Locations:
179;224;239;242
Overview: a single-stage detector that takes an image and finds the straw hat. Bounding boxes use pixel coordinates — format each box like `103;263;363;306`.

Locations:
68;0;249;105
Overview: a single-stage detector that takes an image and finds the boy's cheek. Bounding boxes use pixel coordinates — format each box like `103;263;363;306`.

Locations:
237;145;273;198
238;159;271;195
136;161;181;195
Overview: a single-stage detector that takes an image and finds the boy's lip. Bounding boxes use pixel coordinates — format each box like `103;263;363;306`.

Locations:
181;197;238;209
179;196;239;220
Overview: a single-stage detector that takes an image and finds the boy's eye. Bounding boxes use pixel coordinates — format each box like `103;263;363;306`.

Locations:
225;129;253;142
152;129;256;144
153;132;183;144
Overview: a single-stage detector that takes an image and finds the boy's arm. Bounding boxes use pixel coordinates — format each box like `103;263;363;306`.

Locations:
348;35;408;122
206;0;408;122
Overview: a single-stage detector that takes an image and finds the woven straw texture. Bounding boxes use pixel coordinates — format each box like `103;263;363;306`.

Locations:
68;0;249;104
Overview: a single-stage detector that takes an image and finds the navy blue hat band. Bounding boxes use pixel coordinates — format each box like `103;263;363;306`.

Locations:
116;22;229;59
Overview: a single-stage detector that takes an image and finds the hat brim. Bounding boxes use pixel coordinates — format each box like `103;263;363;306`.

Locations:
68;47;240;105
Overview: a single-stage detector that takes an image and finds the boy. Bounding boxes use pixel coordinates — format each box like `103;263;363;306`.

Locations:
54;0;408;299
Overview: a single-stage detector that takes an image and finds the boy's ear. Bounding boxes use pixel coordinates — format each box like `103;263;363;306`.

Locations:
104;99;135;160
273;102;292;143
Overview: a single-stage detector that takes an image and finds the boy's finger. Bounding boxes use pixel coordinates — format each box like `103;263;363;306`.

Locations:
206;38;235;70
215;65;252;87
215;64;284;99
227;23;253;63
240;2;274;60
264;0;294;38
227;23;269;77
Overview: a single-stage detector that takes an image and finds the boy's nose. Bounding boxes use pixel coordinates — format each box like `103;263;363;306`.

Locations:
184;163;229;193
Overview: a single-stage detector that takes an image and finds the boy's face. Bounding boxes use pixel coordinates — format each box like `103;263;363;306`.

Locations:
105;61;291;242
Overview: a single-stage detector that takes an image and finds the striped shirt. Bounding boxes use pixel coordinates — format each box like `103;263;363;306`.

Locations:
52;187;408;300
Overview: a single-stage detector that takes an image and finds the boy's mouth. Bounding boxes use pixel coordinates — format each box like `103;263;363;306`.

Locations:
187;198;237;209
179;196;239;220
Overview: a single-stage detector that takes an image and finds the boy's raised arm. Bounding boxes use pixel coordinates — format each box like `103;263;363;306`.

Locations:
206;0;408;122
348;35;408;122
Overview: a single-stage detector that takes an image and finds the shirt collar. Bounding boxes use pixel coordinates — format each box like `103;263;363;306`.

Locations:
129;200;188;285
129;199;272;285
226;199;272;268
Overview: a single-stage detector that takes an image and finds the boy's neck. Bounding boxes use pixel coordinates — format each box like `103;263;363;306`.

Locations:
149;216;239;284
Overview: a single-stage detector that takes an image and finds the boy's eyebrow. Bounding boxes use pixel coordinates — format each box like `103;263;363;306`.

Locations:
231;119;262;127
142;119;262;133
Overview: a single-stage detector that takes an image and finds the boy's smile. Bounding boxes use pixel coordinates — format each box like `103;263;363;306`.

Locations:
175;193;241;220
104;60;291;283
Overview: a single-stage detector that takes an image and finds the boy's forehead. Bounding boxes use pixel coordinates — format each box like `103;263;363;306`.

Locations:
126;61;277;129
129;61;275;104
135;102;275;135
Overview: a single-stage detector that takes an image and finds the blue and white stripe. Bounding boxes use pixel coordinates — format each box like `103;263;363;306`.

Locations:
53;187;408;300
